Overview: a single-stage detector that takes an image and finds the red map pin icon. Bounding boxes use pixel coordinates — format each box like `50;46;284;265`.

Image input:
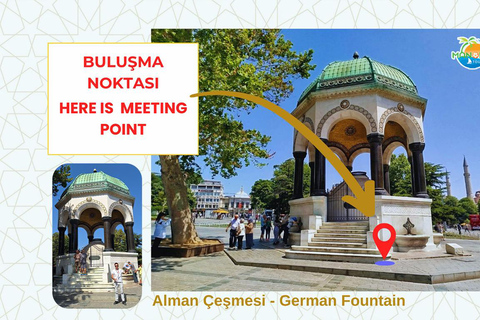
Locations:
373;223;396;260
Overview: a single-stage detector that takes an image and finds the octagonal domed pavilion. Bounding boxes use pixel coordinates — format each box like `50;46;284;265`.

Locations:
55;169;138;277
288;53;434;254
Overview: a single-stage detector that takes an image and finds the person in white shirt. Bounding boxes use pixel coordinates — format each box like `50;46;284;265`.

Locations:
123;262;131;273
237;218;246;250
225;214;240;249
111;262;126;305
153;213;171;249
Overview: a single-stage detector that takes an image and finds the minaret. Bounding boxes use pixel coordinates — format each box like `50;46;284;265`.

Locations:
446;169;452;197
464;156;474;200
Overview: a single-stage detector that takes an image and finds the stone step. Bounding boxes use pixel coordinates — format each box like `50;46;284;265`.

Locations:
319;225;369;231
292;245;380;255
54;292;141;303
54;287;116;293
323;222;369;226
316;229;367;234
285;250;389;263
311;237;366;243
72;269;104;275
69;274;103;278
65;280;106;285
56;283;115;290
308;241;367;248
313;233;367;239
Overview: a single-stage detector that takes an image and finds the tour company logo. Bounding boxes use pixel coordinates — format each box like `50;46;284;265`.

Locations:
451;36;480;70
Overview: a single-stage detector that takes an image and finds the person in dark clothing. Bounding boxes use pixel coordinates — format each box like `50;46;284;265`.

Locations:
280;213;290;247
245;219;254;249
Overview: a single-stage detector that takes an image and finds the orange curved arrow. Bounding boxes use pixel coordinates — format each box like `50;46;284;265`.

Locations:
191;90;376;217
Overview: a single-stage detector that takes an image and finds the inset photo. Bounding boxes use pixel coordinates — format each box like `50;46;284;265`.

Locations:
52;164;142;308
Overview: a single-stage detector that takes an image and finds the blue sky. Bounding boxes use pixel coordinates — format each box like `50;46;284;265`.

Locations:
52;163;142;249
152;29;480;199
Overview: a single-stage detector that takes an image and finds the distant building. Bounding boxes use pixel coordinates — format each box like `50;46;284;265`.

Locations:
228;187;251;214
190;180;224;211
219;196;230;210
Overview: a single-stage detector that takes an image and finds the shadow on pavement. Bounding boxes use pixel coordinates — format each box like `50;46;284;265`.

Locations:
151;258;184;272
53;291;91;308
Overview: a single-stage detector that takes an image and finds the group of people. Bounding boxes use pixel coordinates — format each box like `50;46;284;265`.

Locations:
225;214;254;249
226;212;298;249
434;221;473;235
73;248;142;306
73;249;88;274
122;261;142;285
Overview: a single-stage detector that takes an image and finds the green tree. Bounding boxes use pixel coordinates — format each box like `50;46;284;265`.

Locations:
152;172;198;216
52;232;69;265
389;154;412;196
250;179;274;211
52;165;73;197
151;173;168;214
152;29;315;244
429;188;446;224
270;159;310;214
442;196;467;225
113;229;142;264
250;158;311;214
425;163;446;190
459;197;477;221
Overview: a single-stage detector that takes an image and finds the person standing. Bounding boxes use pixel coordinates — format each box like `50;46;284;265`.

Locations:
273;214;281;245
153;213;171;249
245;218;254;249
138;264;142;286
237;218;246;250
74;250;81;273
225;214;240;249
128;261;138;283
80;249;87;275
260;214;266;241
281;213;291;247
265;216;272;242
111;262;126;305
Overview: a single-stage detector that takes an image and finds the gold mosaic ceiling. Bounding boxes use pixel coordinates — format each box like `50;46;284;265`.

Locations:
328;119;367;149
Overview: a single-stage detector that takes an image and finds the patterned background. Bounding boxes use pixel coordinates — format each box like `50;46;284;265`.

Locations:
1;0;479;319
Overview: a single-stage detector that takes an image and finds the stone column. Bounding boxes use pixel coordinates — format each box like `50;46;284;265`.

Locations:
408;156;416;196
70;219;79;252
88;235;94;243
58;227;66;256
312;147;327;196
103;217;113;251
125;222;136;253
383;164;391;194
293;151;306;199
410;142;429;198
346;166;353;172
68;228;73;253
309;161;315;196
367;133;388;195
111;234;115;251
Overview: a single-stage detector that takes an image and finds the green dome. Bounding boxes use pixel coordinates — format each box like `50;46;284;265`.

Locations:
60;170;130;199
298;56;418;105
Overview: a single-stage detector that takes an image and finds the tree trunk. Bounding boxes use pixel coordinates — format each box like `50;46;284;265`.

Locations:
159;155;202;244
